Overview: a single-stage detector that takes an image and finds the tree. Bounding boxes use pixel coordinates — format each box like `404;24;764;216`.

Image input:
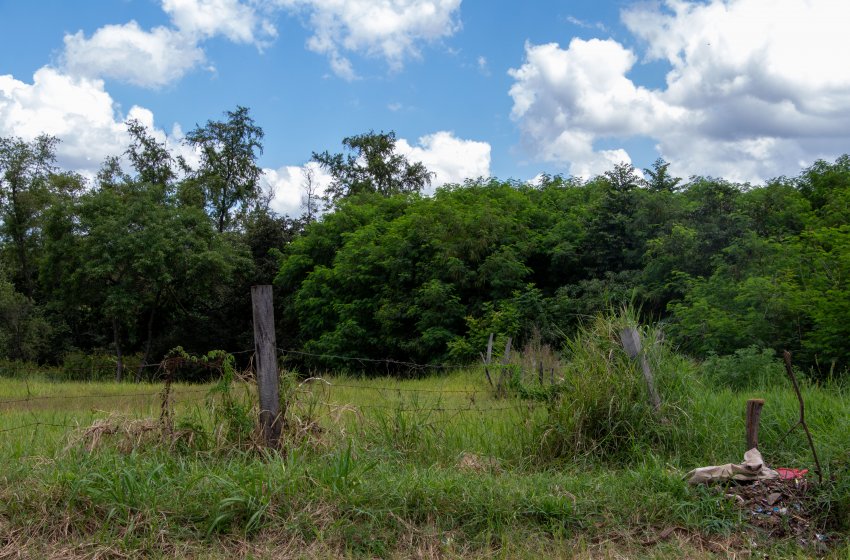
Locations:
312;130;433;208
603;162;643;192
125;119;178;189
186;106;264;232
71;172;238;381
582;164;647;274
0;272;51;362
300;165;321;222
0;135;59;296
644;158;681;192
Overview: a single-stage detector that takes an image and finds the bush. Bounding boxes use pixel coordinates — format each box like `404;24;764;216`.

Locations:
701;346;788;390
61;350;143;381
539;309;699;463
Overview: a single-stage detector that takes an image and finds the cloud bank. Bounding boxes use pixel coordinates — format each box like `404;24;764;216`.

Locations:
276;0;463;80
509;0;850;182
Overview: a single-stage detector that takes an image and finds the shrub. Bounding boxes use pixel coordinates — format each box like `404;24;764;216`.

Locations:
61;350;143;381
538;309;699;463
701;346;788;390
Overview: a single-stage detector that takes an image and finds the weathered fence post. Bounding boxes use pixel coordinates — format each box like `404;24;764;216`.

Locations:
619;327;662;412
480;333;495;387
251;285;282;448
745;398;765;450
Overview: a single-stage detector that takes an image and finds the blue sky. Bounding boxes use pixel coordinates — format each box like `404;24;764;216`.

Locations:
2;0;849;216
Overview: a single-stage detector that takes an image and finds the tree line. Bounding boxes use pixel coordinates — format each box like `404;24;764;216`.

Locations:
2;106;850;379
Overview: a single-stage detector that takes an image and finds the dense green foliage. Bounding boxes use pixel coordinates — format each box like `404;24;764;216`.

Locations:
277;158;850;378
0;109;300;380
2;106;850;380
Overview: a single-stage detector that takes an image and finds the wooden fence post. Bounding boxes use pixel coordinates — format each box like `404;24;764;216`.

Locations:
481;333;495;387
251;285;282;448
745;398;765;450
619;327;662;412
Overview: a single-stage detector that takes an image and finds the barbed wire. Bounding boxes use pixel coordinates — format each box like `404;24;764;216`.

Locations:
0;387;211;406
0;347;556;417
0;421;76;434
0;349;257;376
306;399;545;413
277;348;468;370
0;378;555;406
299;379;490;395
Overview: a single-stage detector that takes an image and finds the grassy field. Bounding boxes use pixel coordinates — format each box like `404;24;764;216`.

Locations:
1;323;849;558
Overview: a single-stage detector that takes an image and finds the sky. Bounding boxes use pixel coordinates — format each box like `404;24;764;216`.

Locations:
1;0;850;216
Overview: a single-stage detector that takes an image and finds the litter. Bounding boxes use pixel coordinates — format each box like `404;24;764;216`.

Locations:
777;467;808;480
685;448;778;484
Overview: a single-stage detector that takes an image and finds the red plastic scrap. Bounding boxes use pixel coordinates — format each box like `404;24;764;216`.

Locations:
776;468;808;480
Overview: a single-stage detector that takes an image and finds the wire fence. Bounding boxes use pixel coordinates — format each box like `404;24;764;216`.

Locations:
0;347;553;440
0;348;259;377
277;347;466;371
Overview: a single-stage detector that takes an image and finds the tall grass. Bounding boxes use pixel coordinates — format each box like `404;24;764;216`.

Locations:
0;312;849;557
533;310;697;463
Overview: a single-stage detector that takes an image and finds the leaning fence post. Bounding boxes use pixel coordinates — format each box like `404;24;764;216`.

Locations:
498;337;512;397
251;285;282;448
619;327;662;413
481;333;495;387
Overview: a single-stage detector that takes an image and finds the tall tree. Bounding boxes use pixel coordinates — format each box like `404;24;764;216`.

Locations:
643;158;682;192
186;106;264;232
313;130;433;208
0;135;59;296
125;119;178;189
301;165;321;222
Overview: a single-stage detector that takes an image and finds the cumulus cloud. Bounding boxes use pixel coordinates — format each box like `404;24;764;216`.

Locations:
62;0;274;89
60;0;460;87
261;162;332;217
396;131;491;190
63;22;206;89
509;0;850;182
276;0;462;79
162;0;276;44
0;67;189;176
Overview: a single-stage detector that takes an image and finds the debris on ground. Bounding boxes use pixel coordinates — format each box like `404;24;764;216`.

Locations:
687;450;829;551
685;448;778;484
716;476;829;552
457;452;501;473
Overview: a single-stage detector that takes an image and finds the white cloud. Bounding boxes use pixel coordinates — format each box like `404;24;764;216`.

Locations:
476;55;489;76
162;0;276;45
565;15;607;32
59;0;459;87
63;22;206;89
62;0;274;89
262;162;332;217
276;0;462;79
396;131;491;190
0;67;188;176
509;0;850;182
508;38;679;177
262;131;489;215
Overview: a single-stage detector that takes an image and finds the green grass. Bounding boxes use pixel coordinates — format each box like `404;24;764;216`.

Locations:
1;331;849;558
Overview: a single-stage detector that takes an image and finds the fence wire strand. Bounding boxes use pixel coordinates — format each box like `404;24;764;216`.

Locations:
277;348;466;370
0;348;555;441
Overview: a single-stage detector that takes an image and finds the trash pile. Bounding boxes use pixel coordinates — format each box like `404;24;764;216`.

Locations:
687;449;827;549
722;476;827;547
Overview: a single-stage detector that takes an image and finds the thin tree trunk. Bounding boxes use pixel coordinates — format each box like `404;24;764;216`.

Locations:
136;292;161;382
9;182;33;296
113;317;124;382
136;308;155;382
